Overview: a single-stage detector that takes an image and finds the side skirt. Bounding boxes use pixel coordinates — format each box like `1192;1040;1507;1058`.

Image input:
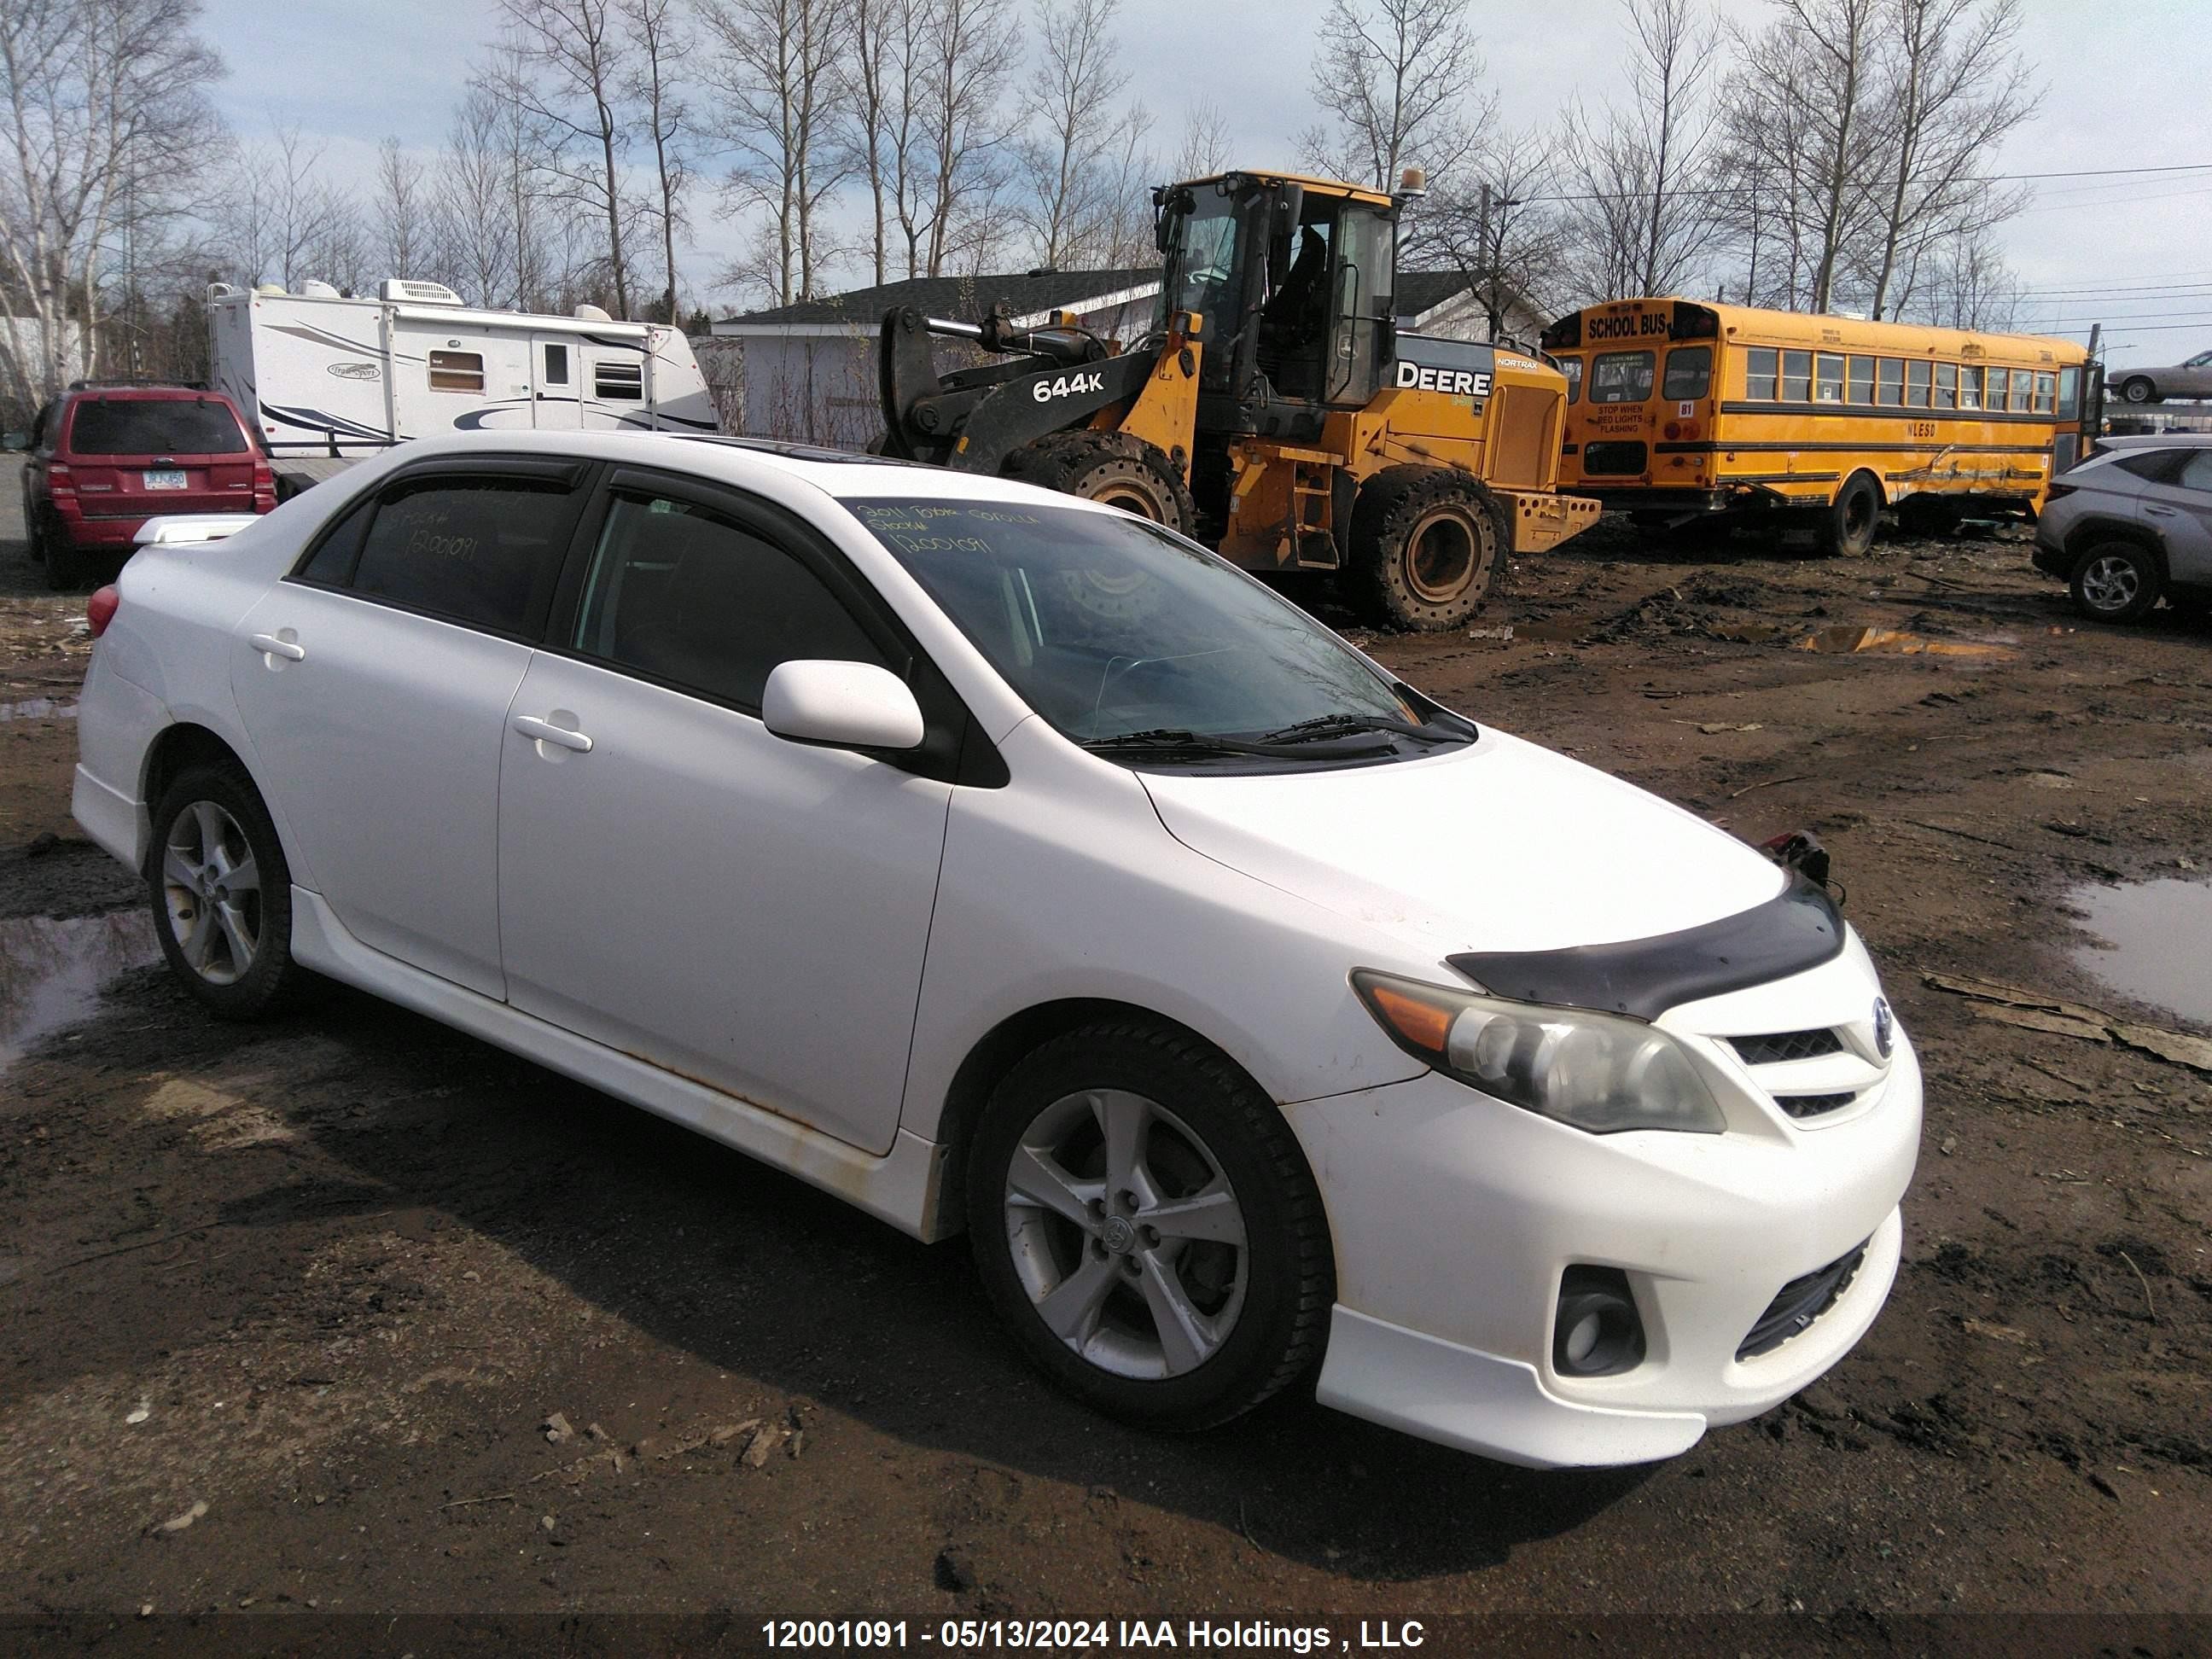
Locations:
288;887;955;1242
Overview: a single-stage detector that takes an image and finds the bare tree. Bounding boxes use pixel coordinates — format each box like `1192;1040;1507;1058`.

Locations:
1423;125;1567;343
1560;0;1724;302
838;0;938;282
620;0;692;322
1298;0;1493;194
0;0;224;410
1914;220;2021;329
701;0;848;307
917;0;1025;278
1861;0;2037;319
1171;100;1232;182
1015;0;1135;270
439;86;517;307
375;137;439;281
218;124;362;291
499;0;634;316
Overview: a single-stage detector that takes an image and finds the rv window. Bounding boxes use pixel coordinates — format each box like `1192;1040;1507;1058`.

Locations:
544;344;570;386
596;360;644;401
429;350;486;393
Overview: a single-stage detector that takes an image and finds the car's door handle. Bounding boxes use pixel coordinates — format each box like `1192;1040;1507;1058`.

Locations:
248;632;306;661
2145;505;2178;517
512;713;594;753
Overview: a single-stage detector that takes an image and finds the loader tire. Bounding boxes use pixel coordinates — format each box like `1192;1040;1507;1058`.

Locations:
1006;433;1195;535
1346;465;1501;632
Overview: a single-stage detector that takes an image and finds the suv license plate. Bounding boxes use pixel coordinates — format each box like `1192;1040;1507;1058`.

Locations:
144;469;188;490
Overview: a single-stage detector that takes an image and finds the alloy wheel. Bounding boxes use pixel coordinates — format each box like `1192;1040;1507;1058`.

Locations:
1002;1088;1249;1380
161;800;263;986
2079;554;2139;614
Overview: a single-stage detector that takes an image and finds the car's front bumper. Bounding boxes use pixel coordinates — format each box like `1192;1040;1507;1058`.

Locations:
1284;1005;1921;1469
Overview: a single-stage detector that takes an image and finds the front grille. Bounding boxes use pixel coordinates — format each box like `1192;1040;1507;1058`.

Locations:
1582;439;1648;475
1775;1091;1857;1120
1738;1243;1867;1360
1729;1027;1843;1066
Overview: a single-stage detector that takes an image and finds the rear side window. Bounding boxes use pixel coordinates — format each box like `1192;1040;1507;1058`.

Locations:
2177;451;2212;493
69;398;247;456
1661;346;1710;400
341;475;579;635
1588;351;1654;404
571;492;888;710
2114;450;2189;485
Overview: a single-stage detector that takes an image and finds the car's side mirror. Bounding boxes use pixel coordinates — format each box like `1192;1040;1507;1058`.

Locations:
762;659;925;754
1;431;28;451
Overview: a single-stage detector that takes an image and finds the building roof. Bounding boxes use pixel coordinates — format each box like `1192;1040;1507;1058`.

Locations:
715;268;1160;334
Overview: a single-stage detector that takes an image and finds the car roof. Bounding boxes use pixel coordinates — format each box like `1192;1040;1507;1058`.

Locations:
378;429;1119;512
2093;431;2212;451
65;383;237;401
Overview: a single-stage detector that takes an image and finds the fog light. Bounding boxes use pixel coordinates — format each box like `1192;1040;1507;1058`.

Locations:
1553;1266;1645;1377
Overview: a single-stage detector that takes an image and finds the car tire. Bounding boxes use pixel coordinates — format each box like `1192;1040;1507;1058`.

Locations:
2068;541;2162;624
39;509;85;591
2118;376;2157;405
146;762;312;1019
1348;464;1503;631
964;1020;1334;1432
1815;473;1883;558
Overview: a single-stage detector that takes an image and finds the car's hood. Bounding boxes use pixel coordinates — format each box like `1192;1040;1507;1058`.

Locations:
1139;729;1786;958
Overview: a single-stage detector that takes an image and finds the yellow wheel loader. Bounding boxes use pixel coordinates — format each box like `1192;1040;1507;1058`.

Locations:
876;168;1600;630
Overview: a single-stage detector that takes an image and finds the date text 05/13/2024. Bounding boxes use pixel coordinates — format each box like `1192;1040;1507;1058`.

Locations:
760;1619;1430;1651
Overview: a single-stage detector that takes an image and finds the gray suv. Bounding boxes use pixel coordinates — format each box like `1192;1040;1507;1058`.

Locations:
2033;434;2212;624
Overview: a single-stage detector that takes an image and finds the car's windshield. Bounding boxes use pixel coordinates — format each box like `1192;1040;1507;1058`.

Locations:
848;497;1468;762
71;398;248;456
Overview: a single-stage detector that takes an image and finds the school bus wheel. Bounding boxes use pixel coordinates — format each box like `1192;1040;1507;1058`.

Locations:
1348;465;1502;632
1817;472;1883;559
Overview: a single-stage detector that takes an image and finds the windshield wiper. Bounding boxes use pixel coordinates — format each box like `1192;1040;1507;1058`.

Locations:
1256;713;1464;746
1081;726;1393;760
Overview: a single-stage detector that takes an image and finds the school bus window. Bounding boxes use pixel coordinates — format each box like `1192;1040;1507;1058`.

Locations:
2011;370;2034;413
1847;357;1875;405
1959;365;1983;410
1662;346;1711;400
1781;350;1812;402
1877;358;1904;405
1934;363;1957;409
1906;360;1931;406
428;350;486;393
1561;357;1583;405
1813;353;1845;403
1744;347;1778;400
2056;365;2080;421
1590;351;1655;404
2034;370;2056;413
1982;368;2005;410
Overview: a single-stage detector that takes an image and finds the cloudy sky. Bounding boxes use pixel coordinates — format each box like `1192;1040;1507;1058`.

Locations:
194;0;2212;368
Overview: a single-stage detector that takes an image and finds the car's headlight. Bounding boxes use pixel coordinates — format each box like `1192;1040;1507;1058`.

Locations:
1351;970;1726;1134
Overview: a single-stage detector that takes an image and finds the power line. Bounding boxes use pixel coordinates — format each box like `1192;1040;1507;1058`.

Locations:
1511;160;2212;207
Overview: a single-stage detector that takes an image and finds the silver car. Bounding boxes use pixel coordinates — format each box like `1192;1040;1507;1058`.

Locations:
2110;348;2212;405
2033;433;2212;622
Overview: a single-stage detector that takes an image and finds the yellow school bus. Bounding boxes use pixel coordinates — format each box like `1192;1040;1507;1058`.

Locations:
1540;298;2097;554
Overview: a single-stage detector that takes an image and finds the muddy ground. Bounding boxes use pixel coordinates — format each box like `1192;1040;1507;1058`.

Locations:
0;492;2207;1642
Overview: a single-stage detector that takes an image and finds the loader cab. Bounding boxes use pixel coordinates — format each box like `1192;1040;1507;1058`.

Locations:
1155;172;1396;441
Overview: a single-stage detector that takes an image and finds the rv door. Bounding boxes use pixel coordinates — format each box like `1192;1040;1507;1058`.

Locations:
532;335;581;430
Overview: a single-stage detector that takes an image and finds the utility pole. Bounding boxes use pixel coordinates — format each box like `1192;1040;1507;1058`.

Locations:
1478;183;1523;344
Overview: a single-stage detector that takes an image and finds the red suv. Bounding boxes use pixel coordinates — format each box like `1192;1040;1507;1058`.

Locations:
13;382;274;589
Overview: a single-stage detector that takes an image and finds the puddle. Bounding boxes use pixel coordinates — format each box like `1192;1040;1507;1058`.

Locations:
0;912;161;1072
0;698;78;722
1796;625;2017;660
2069;876;2212;1027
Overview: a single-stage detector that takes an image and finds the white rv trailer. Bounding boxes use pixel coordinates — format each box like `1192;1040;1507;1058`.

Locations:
207;279;718;492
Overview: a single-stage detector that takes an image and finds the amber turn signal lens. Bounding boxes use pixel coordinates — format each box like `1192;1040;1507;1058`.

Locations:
1365;981;1453;1056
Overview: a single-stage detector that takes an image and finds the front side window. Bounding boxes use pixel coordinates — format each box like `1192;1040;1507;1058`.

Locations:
595;360;644;401
573;493;887;709
428;350;486;393
2056;365;2080;421
1743;347;1779;400
1780;350;1812;402
1877;358;1904;405
1848;357;1875;405
1661;346;1711;400
1813;353;1846;403
851;498;1459;761
1906;360;1932;406
2176;450;2212;493
70;397;248;455
343;475;576;634
1589;351;1656;404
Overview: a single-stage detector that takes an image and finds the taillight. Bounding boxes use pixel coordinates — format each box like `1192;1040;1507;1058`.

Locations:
88;585;119;638
1663;421;1680;440
46;461;73;490
252;454;276;512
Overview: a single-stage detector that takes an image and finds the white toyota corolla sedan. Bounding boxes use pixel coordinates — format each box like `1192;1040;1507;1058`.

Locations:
72;432;1920;1467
